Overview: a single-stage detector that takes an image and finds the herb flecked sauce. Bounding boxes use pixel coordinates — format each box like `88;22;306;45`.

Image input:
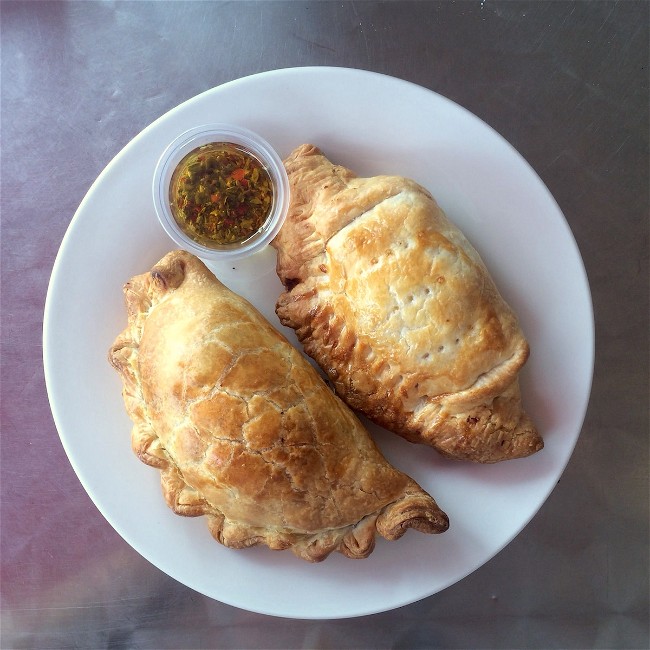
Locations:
169;143;274;246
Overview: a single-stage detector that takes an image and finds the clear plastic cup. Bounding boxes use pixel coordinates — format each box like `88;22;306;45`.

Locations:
152;124;289;261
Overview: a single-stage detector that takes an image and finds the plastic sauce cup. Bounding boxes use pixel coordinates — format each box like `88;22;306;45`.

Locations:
153;124;290;261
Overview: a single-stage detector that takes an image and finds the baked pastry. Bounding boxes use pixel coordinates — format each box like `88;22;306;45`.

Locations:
109;250;448;562
272;144;543;463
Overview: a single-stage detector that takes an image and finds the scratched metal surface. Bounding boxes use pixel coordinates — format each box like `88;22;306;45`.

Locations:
1;1;648;648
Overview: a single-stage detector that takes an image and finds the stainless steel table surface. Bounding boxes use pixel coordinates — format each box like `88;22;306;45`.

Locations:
1;2;648;648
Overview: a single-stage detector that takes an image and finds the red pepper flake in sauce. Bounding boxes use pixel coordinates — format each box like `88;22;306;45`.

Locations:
169;143;273;246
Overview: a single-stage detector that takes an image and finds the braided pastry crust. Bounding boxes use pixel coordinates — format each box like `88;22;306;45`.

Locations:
109;250;448;562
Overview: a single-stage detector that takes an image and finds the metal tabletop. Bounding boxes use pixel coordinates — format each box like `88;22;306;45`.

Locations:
2;2;648;648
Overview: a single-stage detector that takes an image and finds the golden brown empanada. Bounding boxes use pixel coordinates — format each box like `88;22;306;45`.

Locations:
272;144;543;463
109;250;448;562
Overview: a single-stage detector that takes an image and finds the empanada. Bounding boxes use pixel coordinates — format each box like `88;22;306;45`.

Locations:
272;145;543;463
109;250;448;562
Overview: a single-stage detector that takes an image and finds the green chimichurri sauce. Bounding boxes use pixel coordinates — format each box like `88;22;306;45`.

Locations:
169;142;273;246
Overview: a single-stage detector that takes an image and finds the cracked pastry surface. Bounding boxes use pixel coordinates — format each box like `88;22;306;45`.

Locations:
272;144;543;463
108;250;448;562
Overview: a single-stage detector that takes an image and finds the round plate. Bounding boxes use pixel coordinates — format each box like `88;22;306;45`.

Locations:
43;67;594;619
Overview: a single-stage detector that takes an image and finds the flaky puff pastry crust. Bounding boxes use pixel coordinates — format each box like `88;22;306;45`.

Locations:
108;251;448;562
272;145;543;463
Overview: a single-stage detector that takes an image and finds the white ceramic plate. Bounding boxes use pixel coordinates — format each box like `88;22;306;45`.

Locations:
43;67;594;619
